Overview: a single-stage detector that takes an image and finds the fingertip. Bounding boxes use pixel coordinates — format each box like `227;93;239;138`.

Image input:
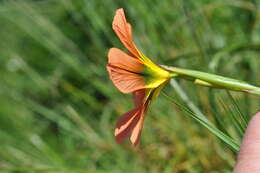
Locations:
234;111;260;173
251;111;260;122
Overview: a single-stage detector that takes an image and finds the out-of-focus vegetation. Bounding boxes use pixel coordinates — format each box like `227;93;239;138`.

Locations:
0;0;259;172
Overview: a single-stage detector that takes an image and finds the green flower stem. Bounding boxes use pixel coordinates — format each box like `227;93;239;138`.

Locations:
161;65;260;96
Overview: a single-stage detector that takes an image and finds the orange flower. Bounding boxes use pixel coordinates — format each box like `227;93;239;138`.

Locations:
107;8;171;146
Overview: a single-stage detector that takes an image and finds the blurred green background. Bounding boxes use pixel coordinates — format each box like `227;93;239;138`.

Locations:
0;0;260;172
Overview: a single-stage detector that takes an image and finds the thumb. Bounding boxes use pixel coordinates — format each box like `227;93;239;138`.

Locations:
233;111;260;173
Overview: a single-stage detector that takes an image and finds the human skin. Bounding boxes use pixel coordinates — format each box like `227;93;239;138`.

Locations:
233;111;260;173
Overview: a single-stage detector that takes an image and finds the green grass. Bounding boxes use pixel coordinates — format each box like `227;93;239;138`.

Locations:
0;0;259;172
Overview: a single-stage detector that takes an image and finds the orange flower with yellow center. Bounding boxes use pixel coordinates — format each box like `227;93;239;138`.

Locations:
107;8;171;146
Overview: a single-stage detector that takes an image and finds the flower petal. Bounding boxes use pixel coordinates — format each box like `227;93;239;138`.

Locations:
107;66;146;93
108;48;143;72
115;107;141;143
133;89;146;107
130;102;149;146
107;48;146;93
112;8;140;58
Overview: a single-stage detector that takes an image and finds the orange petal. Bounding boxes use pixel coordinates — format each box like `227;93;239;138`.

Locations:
108;48;143;72
115;107;141;143
112;8;140;58
107;66;146;93
107;48;146;93
130;102;149;146
133;89;146;107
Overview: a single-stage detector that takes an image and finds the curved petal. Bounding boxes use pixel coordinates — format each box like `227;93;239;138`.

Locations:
107;48;146;93
107;65;146;93
108;48;143;72
133;89;146;107
112;8;140;58
115;107;142;143
130;102;149;146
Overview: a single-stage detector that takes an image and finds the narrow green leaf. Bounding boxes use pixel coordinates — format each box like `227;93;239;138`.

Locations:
162;91;239;152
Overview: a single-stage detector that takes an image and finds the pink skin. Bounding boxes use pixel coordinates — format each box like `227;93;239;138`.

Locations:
234;111;260;173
